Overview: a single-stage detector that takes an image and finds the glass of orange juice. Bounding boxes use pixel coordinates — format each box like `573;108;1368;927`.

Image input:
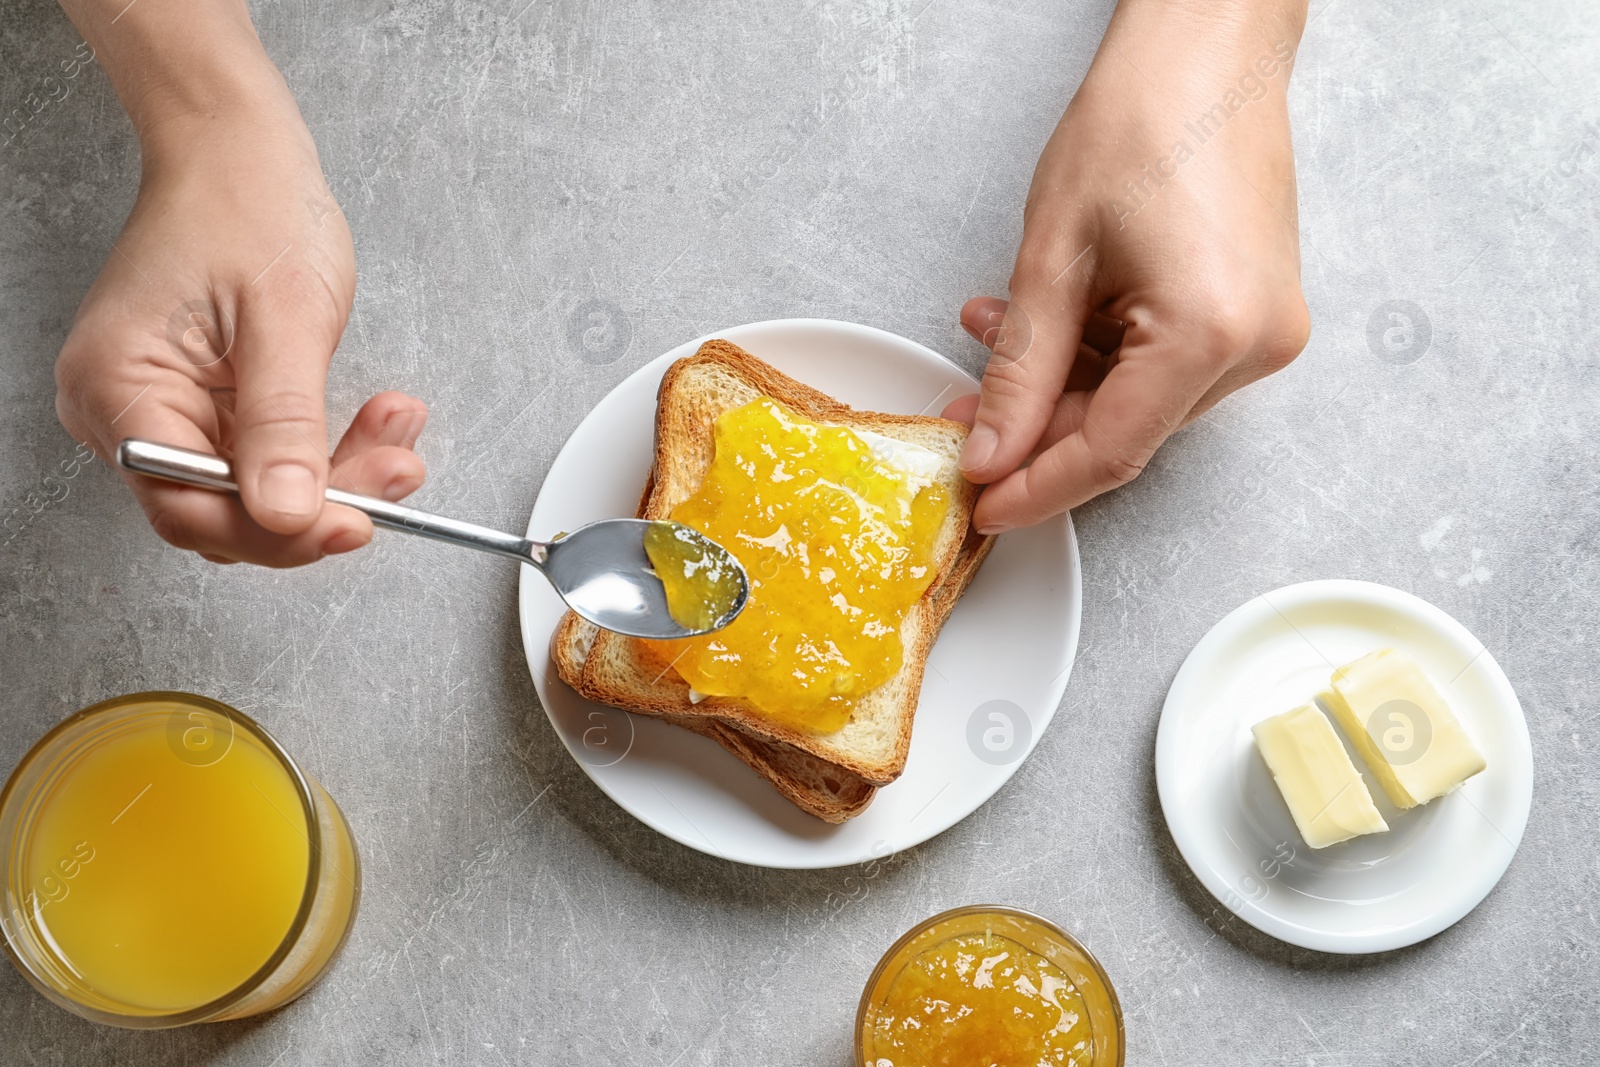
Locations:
0;692;360;1027
857;905;1124;1067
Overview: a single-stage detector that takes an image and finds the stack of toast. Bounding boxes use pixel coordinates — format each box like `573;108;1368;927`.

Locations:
550;340;994;821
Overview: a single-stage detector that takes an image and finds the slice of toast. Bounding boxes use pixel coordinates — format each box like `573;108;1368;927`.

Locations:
551;339;995;787
558;615;877;823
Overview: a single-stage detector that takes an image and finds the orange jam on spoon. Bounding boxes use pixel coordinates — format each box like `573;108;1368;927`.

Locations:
642;397;949;733
642;521;747;634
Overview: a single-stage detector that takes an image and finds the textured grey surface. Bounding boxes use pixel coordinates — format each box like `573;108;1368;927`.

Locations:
1;0;1597;1063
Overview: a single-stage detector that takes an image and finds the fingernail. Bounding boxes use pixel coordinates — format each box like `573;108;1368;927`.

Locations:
959;423;998;473
977;522;1013;536
258;463;319;518
384;410;428;449
960;321;983;343
321;528;368;557
382;473;417;501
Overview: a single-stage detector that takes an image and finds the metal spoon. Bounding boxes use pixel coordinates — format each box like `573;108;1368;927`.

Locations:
114;439;747;639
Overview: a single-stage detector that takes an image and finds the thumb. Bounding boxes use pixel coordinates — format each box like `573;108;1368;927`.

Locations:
230;307;336;536
957;263;1092;485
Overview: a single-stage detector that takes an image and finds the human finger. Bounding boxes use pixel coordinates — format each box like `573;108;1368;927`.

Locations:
101;390;370;565
943;387;1095;462
229;287;343;536
329;391;428;468
972;344;1223;531
955;254;1092;485
328;444;427;502
127;476;371;567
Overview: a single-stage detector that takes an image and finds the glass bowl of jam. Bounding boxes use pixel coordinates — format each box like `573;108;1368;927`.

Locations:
856;905;1123;1067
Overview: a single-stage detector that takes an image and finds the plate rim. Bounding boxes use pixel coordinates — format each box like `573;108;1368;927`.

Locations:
1154;577;1533;953
517;317;1082;869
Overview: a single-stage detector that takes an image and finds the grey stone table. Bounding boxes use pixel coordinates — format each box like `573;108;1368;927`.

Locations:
2;0;1596;1063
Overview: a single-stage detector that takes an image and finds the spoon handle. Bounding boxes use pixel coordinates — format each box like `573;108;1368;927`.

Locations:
115;439;545;566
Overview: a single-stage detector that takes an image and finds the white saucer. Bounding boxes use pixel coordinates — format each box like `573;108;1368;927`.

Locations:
518;319;1081;869
1156;579;1532;953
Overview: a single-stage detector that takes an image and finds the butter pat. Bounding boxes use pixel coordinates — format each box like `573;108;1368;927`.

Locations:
1324;648;1486;809
852;428;945;494
1253;705;1389;849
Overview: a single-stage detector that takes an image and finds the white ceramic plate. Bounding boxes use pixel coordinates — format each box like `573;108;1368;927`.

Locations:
1156;579;1532;953
518;319;1081;869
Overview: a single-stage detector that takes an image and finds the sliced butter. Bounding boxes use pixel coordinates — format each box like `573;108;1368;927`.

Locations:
1253;704;1389;849
1324;648;1486;809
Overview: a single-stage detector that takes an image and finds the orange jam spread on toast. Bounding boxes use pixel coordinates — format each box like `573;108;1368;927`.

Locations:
866;933;1093;1066
642;396;949;733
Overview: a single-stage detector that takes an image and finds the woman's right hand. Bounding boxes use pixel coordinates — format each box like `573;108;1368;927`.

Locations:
945;0;1312;533
52;36;428;567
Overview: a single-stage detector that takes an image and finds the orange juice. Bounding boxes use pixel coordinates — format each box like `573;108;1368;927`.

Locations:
21;717;309;1010
1;694;359;1027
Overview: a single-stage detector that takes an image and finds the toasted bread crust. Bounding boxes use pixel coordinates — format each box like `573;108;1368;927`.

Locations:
550;612;879;822
663;715;878;823
551;339;994;799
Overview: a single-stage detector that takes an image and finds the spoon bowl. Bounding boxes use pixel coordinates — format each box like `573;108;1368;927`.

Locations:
543;518;747;638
